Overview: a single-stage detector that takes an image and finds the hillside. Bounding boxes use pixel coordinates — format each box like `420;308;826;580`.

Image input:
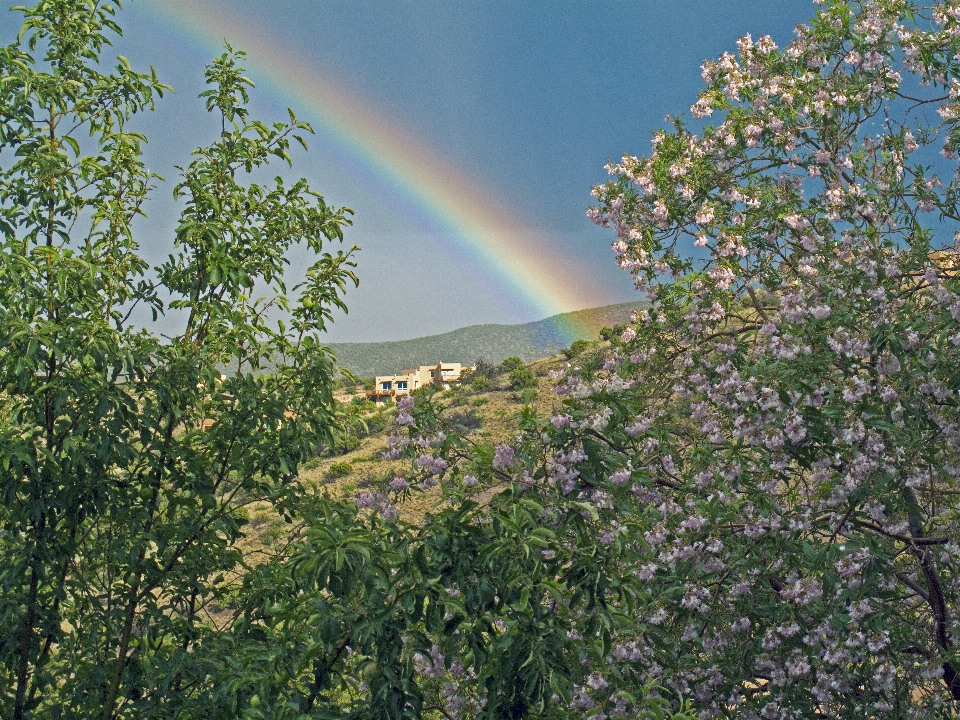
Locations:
326;300;645;377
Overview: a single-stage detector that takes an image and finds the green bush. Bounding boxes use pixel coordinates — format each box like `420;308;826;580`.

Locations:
261;519;288;546
328;461;353;478
509;364;538;390
498;356;524;374
332;434;362;455
563;338;591;358
366;412;389;433
471;375;490;392
300;454;324;471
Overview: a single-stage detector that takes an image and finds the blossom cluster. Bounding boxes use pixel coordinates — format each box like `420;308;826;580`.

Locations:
360;2;960;717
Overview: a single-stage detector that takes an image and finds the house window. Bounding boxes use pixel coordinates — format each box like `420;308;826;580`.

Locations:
429;371;435;378
381;381;392;390
396;381;407;390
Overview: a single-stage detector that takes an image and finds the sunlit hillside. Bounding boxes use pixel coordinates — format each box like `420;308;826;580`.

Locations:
325;300;645;377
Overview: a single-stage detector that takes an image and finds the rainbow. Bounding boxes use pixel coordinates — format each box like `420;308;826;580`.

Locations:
133;0;610;341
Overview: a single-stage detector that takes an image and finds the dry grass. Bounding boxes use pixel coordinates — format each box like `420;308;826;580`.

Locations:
295;353;576;523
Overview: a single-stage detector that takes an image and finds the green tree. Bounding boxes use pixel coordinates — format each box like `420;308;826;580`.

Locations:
561;338;590;358
471;373;491;392
498;355;524;374
508;363;538;390
472;357;495;378
0;2;355;717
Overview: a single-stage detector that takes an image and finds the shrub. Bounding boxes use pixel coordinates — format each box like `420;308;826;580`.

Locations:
328;461;353;478
508;364;538;390
473;358;495;378
471;375;490;392
365;412;389;433
331;433;361;455
498;355;524;374
567;339;591;357
300;454;324;471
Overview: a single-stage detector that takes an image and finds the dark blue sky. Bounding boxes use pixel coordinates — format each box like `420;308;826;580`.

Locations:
0;1;815;341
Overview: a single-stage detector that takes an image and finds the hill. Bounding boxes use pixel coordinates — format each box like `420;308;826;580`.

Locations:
326;300;645;377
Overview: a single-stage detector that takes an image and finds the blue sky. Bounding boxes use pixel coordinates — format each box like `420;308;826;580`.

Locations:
0;1;815;342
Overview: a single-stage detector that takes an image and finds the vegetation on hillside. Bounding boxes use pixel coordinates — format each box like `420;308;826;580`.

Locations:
326;300;647;377
8;0;960;718
0;4;680;718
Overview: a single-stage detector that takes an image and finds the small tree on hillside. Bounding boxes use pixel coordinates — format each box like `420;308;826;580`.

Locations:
509;363;538;390
498;355;525;374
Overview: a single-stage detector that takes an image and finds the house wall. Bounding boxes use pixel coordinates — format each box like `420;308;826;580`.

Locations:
367;362;469;404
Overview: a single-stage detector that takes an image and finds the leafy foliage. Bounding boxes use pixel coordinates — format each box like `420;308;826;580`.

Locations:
471;374;491;392
0;4;689;719
562;339;591;358
329;461;354;478
0;2;356;717
28;0;960;717
508;364;538;390
498;356;525;374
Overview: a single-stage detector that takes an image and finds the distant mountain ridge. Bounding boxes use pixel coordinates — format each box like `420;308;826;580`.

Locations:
327;301;646;378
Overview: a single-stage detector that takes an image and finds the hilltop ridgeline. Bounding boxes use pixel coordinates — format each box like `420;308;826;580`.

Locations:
327;300;646;377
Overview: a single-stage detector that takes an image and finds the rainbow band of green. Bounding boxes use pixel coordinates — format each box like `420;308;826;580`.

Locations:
134;0;603;342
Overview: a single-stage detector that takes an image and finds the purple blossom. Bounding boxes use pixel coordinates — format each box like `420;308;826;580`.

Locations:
353;491;380;509
609;468;631;485
625;416;652;436
876;353;901;376
388;476;410;491
691;96;714;119
493;443;515;468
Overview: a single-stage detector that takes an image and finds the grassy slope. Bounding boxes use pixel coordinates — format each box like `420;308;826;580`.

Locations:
213;348;601;627
233;348;592;573
299;353;572;522
325;300;644;377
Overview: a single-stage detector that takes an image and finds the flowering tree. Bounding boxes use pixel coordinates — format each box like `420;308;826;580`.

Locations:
15;0;960;717
371;0;960;717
